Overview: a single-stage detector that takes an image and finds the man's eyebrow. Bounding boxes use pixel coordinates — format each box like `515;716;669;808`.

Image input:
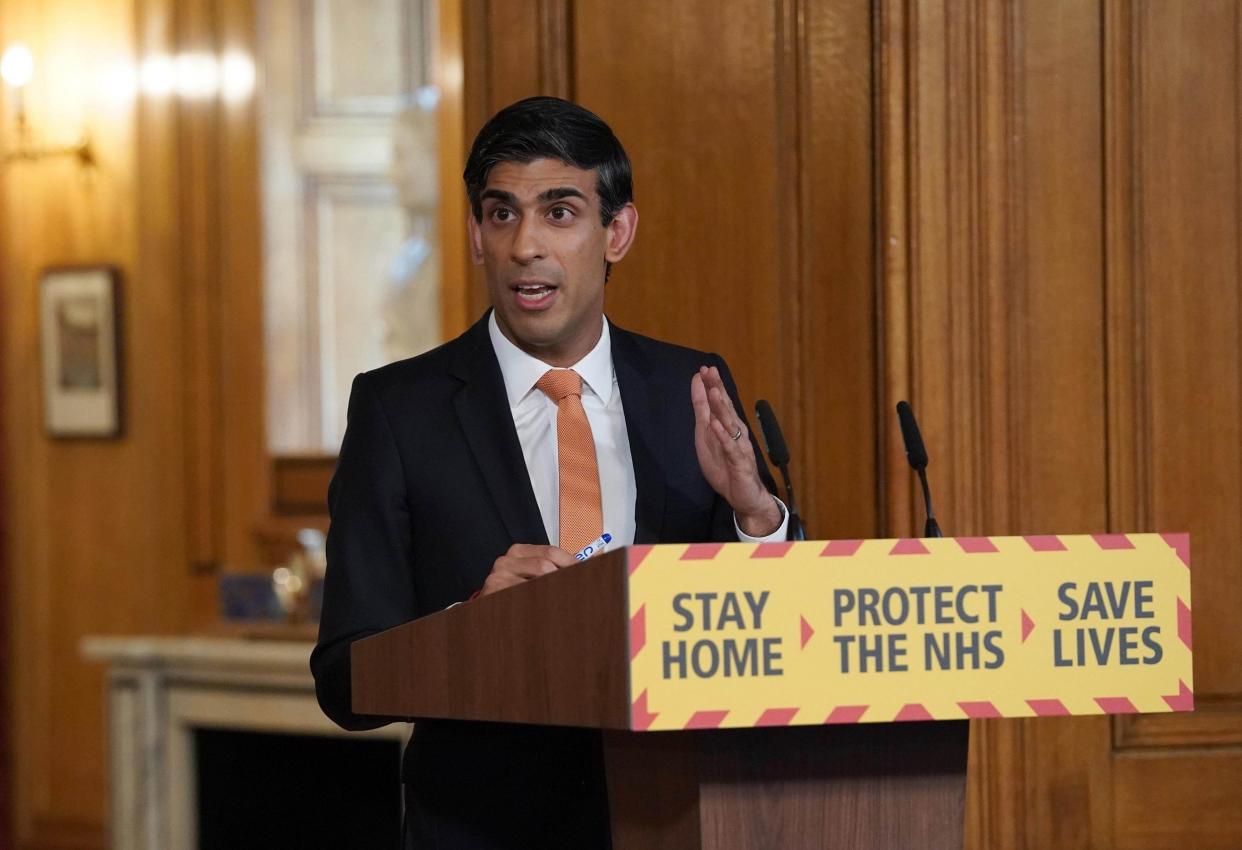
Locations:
480;188;518;205
480;186;588;206
538;186;588;204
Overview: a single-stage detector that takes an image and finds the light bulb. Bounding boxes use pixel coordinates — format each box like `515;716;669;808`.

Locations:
1;42;34;89
174;53;218;99
139;55;175;97
219;52;255;102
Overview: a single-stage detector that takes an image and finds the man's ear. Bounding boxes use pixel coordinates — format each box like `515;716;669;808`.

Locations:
604;203;639;263
467;214;484;265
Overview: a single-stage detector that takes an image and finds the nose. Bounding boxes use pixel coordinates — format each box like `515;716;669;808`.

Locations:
511;215;546;264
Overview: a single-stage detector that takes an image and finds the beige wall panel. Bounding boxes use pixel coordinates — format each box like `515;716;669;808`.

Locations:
312;0;419;112
311;180;409;445
262;0;316;449
263;0;435;453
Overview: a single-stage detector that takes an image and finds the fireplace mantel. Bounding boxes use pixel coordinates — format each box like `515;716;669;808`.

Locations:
82;636;409;850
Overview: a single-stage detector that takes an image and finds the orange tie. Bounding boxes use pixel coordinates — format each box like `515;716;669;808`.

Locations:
536;369;603;553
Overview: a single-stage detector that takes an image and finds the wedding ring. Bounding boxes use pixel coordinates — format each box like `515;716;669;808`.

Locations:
730;426;743;441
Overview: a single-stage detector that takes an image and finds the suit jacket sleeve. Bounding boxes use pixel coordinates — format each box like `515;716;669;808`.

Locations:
709;354;781;542
310;371;416;730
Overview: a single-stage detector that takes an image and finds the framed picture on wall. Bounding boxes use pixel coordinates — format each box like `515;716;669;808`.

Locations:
39;266;122;438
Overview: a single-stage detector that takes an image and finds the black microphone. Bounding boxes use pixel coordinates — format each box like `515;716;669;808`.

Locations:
754;400;806;541
895;401;943;538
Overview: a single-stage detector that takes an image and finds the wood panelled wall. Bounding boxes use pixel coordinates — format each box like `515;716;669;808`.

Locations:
463;0;880;543
466;0;1242;848
2;0;179;845
880;0;1242;847
0;1;1239;849
0;0;267;847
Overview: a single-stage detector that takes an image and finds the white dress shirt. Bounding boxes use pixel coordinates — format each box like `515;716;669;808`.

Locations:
488;313;788;547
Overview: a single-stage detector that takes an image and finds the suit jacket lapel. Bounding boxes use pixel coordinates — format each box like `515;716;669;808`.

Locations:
450;314;549;546
611;323;667;544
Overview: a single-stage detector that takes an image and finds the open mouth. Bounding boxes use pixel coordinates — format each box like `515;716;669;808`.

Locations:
512;281;558;308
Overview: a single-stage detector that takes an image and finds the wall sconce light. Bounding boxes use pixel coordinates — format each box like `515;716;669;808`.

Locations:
2;42;94;166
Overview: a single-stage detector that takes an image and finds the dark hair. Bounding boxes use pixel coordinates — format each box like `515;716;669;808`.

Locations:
463;96;633;226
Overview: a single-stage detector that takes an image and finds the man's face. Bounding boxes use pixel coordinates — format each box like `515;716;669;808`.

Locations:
469;158;637;366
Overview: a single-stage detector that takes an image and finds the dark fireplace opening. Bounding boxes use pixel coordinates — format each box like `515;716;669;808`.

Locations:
195;727;402;850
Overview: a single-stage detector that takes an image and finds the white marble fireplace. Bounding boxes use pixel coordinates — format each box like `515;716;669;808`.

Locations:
82;636;410;850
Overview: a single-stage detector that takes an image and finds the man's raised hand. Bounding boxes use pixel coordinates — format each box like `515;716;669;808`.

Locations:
690;365;782;537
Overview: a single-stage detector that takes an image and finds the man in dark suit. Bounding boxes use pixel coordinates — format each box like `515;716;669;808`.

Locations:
311;96;787;849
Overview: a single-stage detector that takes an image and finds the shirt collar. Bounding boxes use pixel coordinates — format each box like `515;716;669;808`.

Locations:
488;311;615;408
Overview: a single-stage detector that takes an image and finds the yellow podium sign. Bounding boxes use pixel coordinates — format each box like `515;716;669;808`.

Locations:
625;534;1192;731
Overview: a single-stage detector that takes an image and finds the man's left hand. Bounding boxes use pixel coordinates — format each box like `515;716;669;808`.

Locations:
691;365;782;537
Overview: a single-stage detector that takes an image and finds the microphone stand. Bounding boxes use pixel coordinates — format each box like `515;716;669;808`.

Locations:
776;462;807;541
917;466;942;538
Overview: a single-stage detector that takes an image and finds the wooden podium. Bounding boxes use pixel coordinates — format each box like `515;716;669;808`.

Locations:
352;546;968;850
